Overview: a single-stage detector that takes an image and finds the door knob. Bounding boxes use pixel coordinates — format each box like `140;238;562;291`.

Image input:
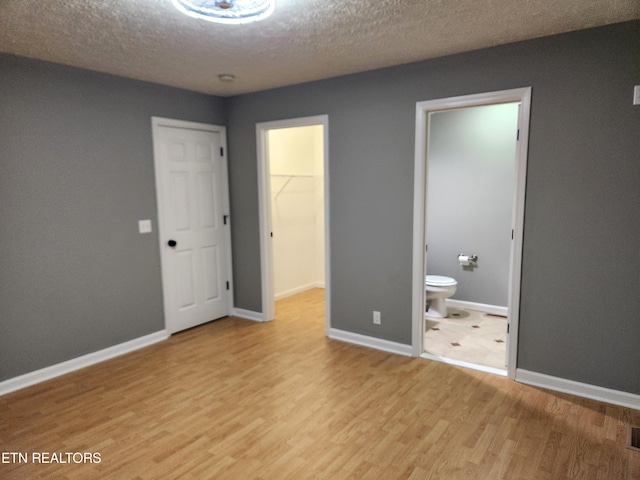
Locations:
168;240;177;247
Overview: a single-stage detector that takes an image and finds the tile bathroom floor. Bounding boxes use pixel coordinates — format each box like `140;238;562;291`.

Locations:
423;307;507;370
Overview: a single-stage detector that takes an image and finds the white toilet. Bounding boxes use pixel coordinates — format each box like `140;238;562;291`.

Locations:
425;275;457;318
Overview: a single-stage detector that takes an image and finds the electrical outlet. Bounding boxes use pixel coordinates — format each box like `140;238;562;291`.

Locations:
373;311;381;325
138;219;152;234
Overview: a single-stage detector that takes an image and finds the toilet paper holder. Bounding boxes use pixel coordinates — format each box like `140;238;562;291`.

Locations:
458;253;478;263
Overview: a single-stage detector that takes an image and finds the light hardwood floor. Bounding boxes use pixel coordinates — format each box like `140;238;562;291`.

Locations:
1;288;639;479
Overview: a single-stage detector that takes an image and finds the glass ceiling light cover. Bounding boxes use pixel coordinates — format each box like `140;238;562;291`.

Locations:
173;0;275;24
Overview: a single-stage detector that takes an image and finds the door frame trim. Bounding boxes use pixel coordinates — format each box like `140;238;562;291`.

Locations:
411;88;532;379
151;116;234;333
256;115;330;335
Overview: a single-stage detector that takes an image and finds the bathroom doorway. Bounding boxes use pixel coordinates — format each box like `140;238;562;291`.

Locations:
256;116;330;333
411;88;532;379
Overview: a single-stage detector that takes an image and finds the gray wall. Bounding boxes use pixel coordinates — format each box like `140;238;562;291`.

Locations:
228;21;640;394
2;21;639;397
0;54;226;381
427;104;519;307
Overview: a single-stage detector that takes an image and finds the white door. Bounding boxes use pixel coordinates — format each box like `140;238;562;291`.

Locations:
152;118;232;334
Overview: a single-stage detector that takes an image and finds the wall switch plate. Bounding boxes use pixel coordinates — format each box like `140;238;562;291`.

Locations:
373;311;381;325
634;85;640;106
138;219;152;234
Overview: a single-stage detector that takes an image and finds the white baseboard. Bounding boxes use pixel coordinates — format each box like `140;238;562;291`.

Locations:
0;330;169;397
274;282;325;301
447;299;507;317
231;308;265;322
328;328;412;357
516;369;640;410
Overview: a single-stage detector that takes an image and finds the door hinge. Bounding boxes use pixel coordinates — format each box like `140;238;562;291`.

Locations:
516;129;520;140
511;229;514;239
270;232;273;238
223;214;228;225
226;281;230;290
220;147;224;156
507;324;510;334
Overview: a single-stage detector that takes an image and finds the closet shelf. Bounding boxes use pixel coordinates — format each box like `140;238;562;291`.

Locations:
272;174;318;199
271;174;317;177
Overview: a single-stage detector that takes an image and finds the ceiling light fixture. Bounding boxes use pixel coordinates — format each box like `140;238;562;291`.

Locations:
172;0;275;25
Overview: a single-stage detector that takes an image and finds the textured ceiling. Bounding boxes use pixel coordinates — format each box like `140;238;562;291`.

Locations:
0;0;638;96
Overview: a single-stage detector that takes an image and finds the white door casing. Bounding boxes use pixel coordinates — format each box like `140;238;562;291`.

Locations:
256;115;330;334
152;117;233;334
412;88;531;379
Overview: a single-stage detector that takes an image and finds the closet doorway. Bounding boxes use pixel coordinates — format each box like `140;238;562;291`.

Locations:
256;115;330;333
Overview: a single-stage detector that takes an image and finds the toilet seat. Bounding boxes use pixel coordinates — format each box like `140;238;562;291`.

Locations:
425;275;457;287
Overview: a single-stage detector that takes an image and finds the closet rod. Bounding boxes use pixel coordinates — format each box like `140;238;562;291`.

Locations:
271;174;316;177
272;174;318;199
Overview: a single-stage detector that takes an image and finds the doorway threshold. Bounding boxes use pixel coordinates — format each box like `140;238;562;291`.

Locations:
421;352;507;377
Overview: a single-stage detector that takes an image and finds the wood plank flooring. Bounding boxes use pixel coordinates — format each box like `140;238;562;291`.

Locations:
1;288;639;479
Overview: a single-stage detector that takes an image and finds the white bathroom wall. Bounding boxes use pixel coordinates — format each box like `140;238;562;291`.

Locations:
426;103;519;307
268;125;324;299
